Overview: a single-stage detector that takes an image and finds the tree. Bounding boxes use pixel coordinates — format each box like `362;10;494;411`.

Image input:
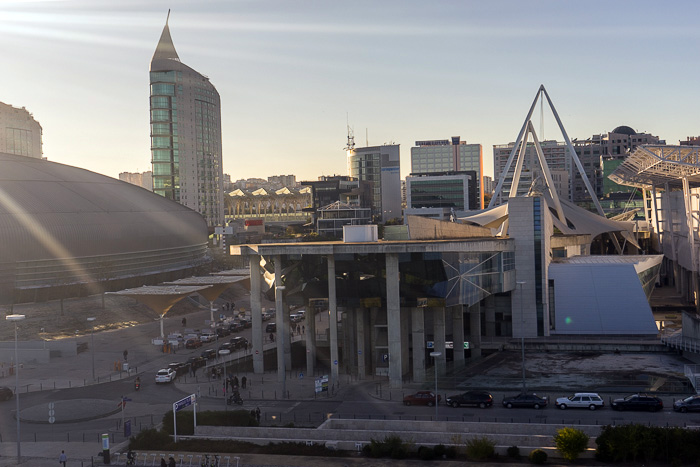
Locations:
554;427;589;461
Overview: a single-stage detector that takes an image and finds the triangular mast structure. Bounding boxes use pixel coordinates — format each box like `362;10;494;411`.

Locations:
152;10;180;63
489;85;606;220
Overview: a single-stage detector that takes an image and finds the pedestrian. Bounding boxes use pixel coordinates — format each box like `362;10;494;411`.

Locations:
59;450;67;466
270;333;275;342
217;367;223;380
232;375;239;389
296;324;300;334
123;349;128;361
182;317;187;327
302;325;305;334
168;456;176;467
255;406;261;422
211;367;216;380
241;375;247;388
160;457;167;467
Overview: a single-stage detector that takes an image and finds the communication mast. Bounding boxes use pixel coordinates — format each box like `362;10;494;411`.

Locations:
345;115;355;151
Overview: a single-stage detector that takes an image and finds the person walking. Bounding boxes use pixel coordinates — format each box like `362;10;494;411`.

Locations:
59;450;67;467
160;457;167;467
123;349;128;361
168;456;176;467
241;375;247;388
255;406;261;422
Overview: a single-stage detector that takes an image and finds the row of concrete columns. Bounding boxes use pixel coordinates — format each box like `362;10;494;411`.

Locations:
247;252;488;389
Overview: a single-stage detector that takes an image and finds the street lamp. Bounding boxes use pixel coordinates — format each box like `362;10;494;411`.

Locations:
87;317;96;381
6;314;25;463
429;351;441;420
516;281;526;392
276;286;286;398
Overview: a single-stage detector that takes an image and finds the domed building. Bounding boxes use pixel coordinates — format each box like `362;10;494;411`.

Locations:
0;152;209;304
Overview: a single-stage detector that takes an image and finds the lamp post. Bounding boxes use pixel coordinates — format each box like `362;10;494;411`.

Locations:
6;314;25;463
276;285;286;399
516;281;526;392
429;351;441;420
87;317;96;381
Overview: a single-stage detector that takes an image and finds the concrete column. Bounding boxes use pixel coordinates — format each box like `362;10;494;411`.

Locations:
484;297;496;338
386;253;402;389
401;308;410;375
274;255;286;387
469;303;482;359
345;309;356;376
328;256;339;386
250;257;264;374
305;302;316;377
369;307;379;375
433;307;446;375
411;307;425;383
356;308;366;379
452;305;465;366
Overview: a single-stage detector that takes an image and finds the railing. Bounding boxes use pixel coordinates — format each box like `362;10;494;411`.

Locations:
684;364;700;393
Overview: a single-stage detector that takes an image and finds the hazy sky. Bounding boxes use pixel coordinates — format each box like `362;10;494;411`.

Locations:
1;0;699;182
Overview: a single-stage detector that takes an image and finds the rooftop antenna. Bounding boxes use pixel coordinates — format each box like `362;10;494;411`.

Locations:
344;113;355;151
166;9;171;25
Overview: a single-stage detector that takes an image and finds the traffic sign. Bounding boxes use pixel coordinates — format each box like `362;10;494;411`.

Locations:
173;394;196;412
48;416;55;424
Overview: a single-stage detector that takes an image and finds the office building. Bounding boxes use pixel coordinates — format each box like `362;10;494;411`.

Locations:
0;101;42;159
411;137;483;208
119;171;153;191
347;144;402;223
405;172;473;221
150;14;224;228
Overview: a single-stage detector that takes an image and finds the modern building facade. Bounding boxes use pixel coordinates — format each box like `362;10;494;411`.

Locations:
0;101;42;159
150;15;224;228
405;172;472;214
347;144;402;223
316;201;371;238
411;137;483;208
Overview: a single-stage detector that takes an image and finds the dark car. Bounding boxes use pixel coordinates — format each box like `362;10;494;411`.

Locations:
186;356;206;370
215;326;230;338
167;362;190;377
218;342;234;355
239;318;251;329
502;393;548;409
610;393;663;412
265;322;276;333
0;386;13;401
229;336;248;349
185;338;202;349
228;321;243;333
446;391;493;408
673;395;700;413
201;349;217;360
403;390;441;407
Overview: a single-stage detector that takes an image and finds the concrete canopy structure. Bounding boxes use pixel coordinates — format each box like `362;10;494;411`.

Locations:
163;275;248;322
0;152;209;305
106;285;211;338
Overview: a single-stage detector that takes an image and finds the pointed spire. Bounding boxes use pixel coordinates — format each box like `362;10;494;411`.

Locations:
152;10;180;63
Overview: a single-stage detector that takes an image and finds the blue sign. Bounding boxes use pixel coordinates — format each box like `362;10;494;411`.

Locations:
333;360;338;365
173;394;196;412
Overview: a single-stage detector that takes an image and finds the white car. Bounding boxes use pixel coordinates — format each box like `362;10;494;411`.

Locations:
155;368;176;384
200;331;217;343
555;392;604;410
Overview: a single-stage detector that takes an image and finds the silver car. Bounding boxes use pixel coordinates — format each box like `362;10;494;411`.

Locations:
555;392;604;410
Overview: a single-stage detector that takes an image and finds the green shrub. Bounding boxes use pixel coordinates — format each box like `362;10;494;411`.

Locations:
418;446;435;460
529;448;548;464
161;409;257;435
507;445;520;458
596;424;700;464
365;435;408;459
465;436;495;460
129;428;173;450
554;427;589;461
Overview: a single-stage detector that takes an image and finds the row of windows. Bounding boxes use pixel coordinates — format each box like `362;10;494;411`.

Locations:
151;83;175;96
149;71;180;83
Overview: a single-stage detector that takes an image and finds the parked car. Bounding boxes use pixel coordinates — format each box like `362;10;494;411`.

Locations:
200;330;217;343
229;336;248;349
0;386;13;401
445;391;493;408
168;362;190;376
201;349;216;360
265;322;277;333
555;393;605;410
673;395;700;413
610;393;663;412
228;321;244;333
215;326;230;338
290;313;304;323
403;390;441;407
239;318;251;328
261;312;272;321
502;393;548;409
155;368;176;384
185;338;202;349
186;356;206;370
218;342;233;355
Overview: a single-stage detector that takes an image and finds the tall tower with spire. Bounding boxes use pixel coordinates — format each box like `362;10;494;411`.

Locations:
149;11;224;229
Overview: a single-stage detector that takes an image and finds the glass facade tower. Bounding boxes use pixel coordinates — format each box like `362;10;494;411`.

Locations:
150;15;224;228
